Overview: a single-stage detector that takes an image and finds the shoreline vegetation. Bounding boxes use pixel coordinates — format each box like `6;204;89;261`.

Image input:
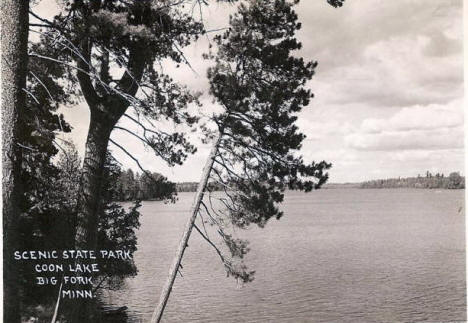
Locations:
357;171;465;189
175;171;465;193
115;170;464;199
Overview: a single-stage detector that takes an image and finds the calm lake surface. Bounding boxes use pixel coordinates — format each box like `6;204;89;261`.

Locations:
102;189;466;323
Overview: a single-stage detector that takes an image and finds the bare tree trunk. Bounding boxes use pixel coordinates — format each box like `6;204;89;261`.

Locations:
1;0;29;322
151;135;221;323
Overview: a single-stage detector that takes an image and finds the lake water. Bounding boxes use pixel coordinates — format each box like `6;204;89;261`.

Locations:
101;189;466;323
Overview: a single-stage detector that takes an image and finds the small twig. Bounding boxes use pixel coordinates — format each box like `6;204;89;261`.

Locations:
50;278;64;323
17;143;37;152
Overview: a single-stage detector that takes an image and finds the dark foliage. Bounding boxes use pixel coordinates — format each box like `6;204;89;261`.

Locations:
17;38;77;308
96;154;142;289
327;0;346;8
198;0;333;282
114;168;176;202
37;0;204;165
17;141;145;317
208;0;332;226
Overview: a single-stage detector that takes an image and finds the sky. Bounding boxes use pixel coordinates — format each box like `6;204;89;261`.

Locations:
32;0;464;183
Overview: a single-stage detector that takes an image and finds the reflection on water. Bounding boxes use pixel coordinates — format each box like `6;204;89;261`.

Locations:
101;189;466;323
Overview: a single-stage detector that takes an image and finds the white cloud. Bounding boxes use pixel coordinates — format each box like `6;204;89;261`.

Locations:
361;99;463;133
345;99;464;151
346;128;463;151
319;35;463;108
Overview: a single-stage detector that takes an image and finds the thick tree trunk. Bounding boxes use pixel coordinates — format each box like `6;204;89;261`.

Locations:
1;0;29;322
75;111;114;250
72;35;144;254
70;106;120;322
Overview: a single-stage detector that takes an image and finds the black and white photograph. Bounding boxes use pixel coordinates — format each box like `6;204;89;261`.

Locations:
1;0;465;322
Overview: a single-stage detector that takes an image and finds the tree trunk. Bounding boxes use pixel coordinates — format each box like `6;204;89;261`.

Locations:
70;106;120;322
75;111;114;250
1;1;29;322
151;135;221;323
70;29;144;322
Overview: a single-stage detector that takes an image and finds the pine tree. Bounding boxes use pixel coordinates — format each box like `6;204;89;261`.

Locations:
152;0;339;320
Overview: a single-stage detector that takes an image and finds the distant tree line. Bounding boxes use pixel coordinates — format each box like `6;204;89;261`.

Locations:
176;181;224;192
113;174;225;198
114;169;176;202
360;171;465;189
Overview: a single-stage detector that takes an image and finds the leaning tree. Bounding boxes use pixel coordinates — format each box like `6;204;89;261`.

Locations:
26;0;344;320
152;0;343;321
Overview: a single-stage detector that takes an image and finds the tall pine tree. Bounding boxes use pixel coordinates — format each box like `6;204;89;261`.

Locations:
153;0;341;320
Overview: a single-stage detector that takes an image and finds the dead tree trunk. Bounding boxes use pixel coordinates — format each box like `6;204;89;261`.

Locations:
151;135;221;323
1;0;29;322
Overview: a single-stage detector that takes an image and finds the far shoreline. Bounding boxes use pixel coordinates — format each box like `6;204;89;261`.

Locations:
174;172;465;192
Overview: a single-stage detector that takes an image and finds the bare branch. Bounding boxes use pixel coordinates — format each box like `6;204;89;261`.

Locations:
194;224;226;264
29;71;54;101
22;88;40;104
108;138;164;186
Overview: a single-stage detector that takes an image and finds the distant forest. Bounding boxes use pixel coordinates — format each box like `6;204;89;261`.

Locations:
114;169;176;201
115;171;225;200
360;171;465;189
176;182;222;192
177;171;465;192
117;170;465;199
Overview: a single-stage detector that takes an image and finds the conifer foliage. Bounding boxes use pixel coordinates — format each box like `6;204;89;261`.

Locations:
153;1;339;321
203;0;332;281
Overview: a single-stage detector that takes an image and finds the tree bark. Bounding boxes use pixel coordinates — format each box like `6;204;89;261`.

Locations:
151;135;221;323
75;106;117;250
1;0;29;322
70;30;145;320
70;106;118;322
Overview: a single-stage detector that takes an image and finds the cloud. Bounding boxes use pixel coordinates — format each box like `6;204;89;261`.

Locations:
345;99;464;151
360;100;463;133
297;0;462;109
389;149;464;163
315;35;463;108
422;30;462;57
297;0;462;70
346;128;463;151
